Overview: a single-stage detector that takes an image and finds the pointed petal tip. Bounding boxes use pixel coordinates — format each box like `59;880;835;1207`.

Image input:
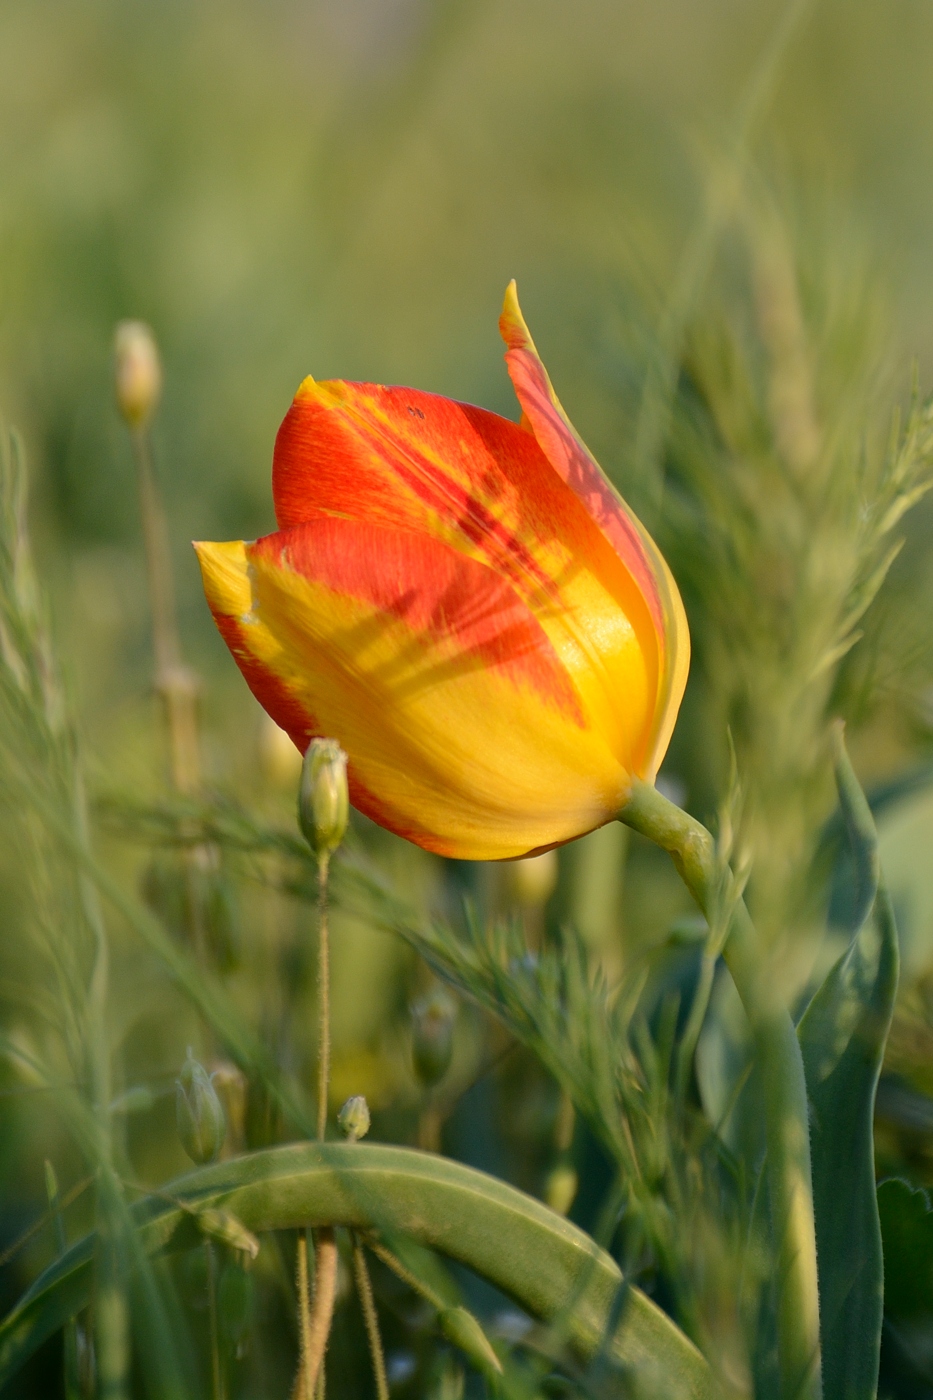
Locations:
499;280;534;352
192;538;251;615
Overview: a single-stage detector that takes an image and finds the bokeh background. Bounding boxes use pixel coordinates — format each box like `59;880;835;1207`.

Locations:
5;1;933;1395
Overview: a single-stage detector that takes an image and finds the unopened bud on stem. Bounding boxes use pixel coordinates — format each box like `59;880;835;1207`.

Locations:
298;738;349;859
506;849;558;908
114;320;162;429
337;1095;370;1142
411;989;456;1087
176;1049;226;1165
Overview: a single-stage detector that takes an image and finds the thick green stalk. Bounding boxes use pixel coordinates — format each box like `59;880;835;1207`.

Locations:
619;780;822;1400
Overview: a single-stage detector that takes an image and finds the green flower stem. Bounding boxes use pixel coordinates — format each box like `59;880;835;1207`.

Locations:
293;851;335;1400
316;852;331;1144
618;780;822;1400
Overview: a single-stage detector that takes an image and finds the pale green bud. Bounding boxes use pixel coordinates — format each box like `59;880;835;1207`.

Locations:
438;1307;502;1377
544;1163;578;1217
176;1050;226;1165
411;989;456;1087
114;320;162;428
298;738;349;857
337;1094;370;1142
197;1207;260;1262
505;849;558;908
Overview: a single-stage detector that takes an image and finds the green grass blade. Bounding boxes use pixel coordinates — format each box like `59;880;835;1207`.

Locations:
797;730;899;1400
0;1143;718;1400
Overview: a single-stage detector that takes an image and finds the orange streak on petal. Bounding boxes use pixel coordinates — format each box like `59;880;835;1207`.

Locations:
193;534;629;860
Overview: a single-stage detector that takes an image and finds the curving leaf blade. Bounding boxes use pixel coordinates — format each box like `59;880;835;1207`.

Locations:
797;728;899;1400
0;1142;717;1400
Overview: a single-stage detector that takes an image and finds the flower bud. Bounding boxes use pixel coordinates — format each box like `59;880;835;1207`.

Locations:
337;1094;371;1142
505;849;558;908
114;320;162;428
298;737;349;857
438;1306;502;1377
176;1050;226;1165
197;1207;260;1262
411;989;455;1087
544;1163;578;1217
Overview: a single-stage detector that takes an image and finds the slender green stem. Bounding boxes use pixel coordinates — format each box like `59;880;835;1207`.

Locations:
130;425;200;796
294;852;335;1400
74;765;130;1400
351;1235;389;1400
361;1234;446;1312
316;853;331;1143
673;948;717;1111
45;1161;80;1400
619;780;822;1400
294;1229;313;1400
205;1241;224;1400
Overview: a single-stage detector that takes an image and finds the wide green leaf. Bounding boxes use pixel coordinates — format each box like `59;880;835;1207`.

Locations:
797;730;899;1400
0;1142;717;1399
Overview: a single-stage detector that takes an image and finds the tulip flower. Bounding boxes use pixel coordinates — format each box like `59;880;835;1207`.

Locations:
195;284;689;860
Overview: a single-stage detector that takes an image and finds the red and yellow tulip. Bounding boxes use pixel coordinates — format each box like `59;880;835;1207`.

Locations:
195;284;689;860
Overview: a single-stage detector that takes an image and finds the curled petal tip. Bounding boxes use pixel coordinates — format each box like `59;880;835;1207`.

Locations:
193;538;252;616
499;279;533;353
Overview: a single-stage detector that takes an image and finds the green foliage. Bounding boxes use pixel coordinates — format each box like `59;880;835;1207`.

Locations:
6;6;933;1395
0;1143;715;1399
798;733;898;1400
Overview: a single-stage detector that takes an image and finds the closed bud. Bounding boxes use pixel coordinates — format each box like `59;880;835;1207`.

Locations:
298;737;349;857
437;1306;502;1377
114;320;162;428
197;1207;260;1262
176;1050;226;1165
337;1094;370;1142
505;849;558;908
544;1163;578;1217
411;989;455;1087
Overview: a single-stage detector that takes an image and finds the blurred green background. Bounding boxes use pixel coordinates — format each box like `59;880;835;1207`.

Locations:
0;0;931;778
6;0;933;1394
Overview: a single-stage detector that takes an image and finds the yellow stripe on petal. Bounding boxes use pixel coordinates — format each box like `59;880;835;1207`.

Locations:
196;528;632;860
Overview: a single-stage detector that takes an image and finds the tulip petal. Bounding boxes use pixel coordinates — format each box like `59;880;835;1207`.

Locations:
499;281;690;777
272;377;662;778
195;521;632;861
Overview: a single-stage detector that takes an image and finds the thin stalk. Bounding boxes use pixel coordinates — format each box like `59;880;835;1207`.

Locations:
45;1161;81;1400
316;852;331;1142
294;852;336;1400
361;1235;446;1312
130;426;200;795
351;1235;389;1400
75;763;130;1400
130;423;210;960
205;1241;224;1400
619;780;822;1400
673;948;718;1111
295;1230;314;1400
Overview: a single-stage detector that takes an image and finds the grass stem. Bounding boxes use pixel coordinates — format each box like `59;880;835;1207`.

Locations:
205;1241;225;1400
